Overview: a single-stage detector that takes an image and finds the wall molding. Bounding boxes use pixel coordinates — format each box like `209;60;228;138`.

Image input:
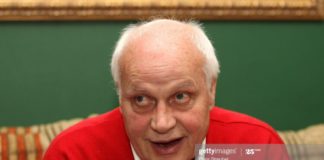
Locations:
0;0;323;21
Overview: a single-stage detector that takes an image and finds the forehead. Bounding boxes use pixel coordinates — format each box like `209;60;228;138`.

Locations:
119;32;205;84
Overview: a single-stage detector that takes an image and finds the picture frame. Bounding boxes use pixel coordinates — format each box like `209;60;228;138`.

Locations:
0;0;323;21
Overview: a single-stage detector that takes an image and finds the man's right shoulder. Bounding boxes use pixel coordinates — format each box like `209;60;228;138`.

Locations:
43;107;133;160
55;107;123;139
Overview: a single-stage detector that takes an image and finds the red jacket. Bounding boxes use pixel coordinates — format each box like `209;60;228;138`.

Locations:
43;107;285;160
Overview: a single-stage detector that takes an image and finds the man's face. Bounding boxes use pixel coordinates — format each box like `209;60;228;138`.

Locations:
118;29;215;159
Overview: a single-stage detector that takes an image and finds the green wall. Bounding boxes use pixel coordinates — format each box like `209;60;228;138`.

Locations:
0;21;323;130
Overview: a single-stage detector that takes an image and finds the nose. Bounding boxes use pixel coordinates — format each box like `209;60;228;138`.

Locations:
150;102;176;134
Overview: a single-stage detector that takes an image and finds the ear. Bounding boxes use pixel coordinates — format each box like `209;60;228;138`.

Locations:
119;95;124;114
115;82;124;114
114;82;121;102
208;78;217;109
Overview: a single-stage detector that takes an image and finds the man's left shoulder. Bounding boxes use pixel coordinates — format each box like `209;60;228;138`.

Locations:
207;106;284;144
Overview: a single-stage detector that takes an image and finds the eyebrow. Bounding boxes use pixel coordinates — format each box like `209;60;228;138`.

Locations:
124;79;198;96
172;80;198;91
124;84;151;96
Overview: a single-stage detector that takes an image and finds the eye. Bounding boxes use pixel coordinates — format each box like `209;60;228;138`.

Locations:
173;92;190;104
134;95;152;107
135;96;145;103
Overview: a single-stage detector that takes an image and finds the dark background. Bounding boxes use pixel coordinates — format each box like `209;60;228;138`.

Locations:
0;21;323;130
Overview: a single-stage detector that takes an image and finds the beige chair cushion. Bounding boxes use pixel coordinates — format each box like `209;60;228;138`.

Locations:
0;117;83;160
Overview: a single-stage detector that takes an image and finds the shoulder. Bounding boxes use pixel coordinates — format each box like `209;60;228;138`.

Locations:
43;107;133;160
207;106;284;144
52;107;125;141
209;106;273;129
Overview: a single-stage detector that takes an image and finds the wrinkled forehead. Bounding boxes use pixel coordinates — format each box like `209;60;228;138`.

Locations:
120;33;204;75
120;49;205;84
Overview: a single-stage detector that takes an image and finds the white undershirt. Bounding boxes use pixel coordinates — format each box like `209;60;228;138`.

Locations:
131;138;206;160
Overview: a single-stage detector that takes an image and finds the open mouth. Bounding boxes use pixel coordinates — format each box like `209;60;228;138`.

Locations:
151;137;183;155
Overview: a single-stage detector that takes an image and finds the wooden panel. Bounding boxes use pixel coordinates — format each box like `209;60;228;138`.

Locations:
0;0;323;21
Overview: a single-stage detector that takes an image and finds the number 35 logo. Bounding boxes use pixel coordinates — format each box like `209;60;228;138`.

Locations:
245;149;255;155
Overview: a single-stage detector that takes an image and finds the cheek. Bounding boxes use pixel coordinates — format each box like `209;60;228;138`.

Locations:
181;109;209;132
179;98;210;135
121;105;151;136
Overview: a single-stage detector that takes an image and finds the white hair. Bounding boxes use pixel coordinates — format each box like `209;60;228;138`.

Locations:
110;19;220;93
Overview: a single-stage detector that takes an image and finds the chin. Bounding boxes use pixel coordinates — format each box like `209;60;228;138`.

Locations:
145;146;194;160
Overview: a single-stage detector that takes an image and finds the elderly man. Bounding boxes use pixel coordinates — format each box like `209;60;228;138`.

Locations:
43;19;285;160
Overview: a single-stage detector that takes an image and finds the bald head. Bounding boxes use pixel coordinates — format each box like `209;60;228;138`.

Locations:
126;19;195;42
111;19;219;93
